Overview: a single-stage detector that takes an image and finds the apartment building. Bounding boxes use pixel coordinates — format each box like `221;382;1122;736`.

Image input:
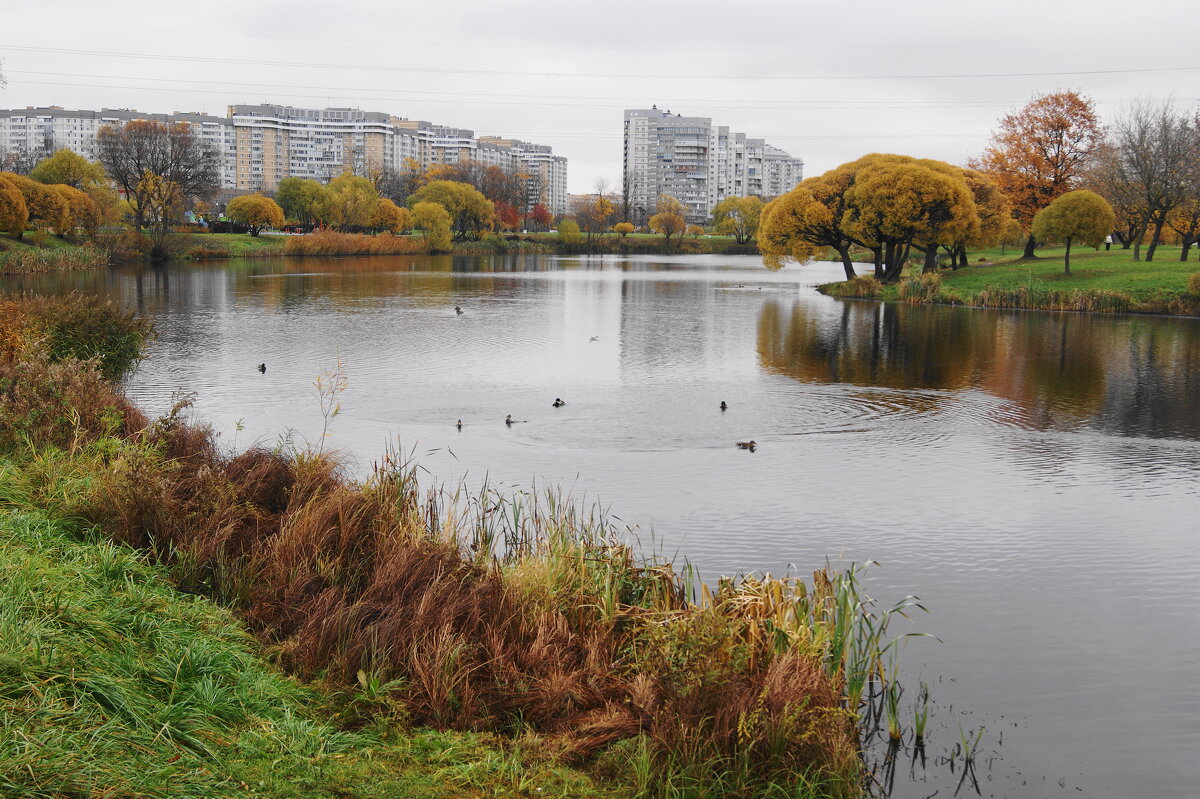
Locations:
623;106;804;223
0;104;569;214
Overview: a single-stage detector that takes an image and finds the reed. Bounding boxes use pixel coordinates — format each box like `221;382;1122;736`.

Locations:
821;276;882;299
896;273;949;305
970;283;1131;313
0;243;110;274
282;230;428;257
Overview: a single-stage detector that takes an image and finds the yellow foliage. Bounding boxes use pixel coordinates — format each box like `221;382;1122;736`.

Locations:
372;198;410;233
0;172;70;236
410;201;452;251
227;194;285;236
612;221;635;237
0;176;30;237
49;184;99;237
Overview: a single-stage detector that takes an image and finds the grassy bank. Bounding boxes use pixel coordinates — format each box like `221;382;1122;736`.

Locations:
0;294;924;797
819;245;1200;316
0;506;611;798
0;237;111;275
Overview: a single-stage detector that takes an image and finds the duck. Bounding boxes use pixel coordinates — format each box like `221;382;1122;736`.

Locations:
589;335;599;342
257;363;267;374
455;305;464;315
455;419;462;430
505;414;515;426
720;401;728;411
552;398;565;407
735;440;757;451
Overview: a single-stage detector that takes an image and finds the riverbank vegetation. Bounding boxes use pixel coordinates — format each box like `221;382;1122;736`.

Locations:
820;245;1200;315
0;293;923;797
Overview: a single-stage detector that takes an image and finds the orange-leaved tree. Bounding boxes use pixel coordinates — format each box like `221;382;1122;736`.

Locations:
612;221;635;238
0;172;70;239
971;91;1101;258
650;194;686;248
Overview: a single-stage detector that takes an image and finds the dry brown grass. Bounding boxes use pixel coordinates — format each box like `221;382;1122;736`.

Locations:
283;230;428;257
1;296;866;794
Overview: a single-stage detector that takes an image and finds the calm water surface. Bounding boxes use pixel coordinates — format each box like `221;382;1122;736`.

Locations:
7;253;1199;798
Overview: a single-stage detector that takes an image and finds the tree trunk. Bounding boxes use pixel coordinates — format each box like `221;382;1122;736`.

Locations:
1023;233;1037;259
1181;237;1194;261
920;245;939;274
1064;236;1072;275
1145;217;1165;262
872;247;884;279
835;244;856;280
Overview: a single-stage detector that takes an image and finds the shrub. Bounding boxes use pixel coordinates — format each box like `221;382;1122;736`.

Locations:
1187;271;1200;297
0;293;152;380
823;275;882;299
897;273;946;304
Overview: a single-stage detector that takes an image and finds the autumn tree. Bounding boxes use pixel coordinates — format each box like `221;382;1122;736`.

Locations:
556;218;583;244
650;194;686;248
0;175;29;237
711;196;763;244
135;171;186;256
227;194;285;236
410;201;452;251
613;221;635;237
274;177;332;230
1031;190;1114;274
573;193;614;241
759;159;866;279
409;180;494;239
327;173;379;230
372;198;410;233
49;184;99;237
529;203;553;231
1168;198;1200;261
494;200;521;231
847;158;978;277
0;172;70;239
1097;100;1195;261
971;91;1101;257
96;120;219;236
30;149;107;189
945;168;1012;268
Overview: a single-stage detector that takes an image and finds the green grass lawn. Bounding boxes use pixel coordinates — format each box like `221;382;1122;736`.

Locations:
0;494;615;798
191;232;287;255
935;245;1200;302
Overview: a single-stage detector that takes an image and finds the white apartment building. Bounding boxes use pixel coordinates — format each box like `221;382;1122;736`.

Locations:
0;104;569;214
623;107;804;223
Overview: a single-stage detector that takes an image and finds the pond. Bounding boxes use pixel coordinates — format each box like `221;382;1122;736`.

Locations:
6;253;1199;797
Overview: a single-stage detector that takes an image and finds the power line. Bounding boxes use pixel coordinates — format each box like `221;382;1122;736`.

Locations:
2;16;1197;54
5;43;1200;81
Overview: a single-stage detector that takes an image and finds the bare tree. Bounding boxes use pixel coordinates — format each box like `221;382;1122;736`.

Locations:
1102;100;1195;261
97;120;219;255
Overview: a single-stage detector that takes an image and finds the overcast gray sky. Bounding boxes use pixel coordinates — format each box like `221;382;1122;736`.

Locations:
1;1;1197;192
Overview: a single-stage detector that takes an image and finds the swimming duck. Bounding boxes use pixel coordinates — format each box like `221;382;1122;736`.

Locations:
735;440;757;451
589;335;599;342
505;414;515;426
552;398;565;407
257;363;266;374
720;401;728;411
455;305;463;315
456;419;462;430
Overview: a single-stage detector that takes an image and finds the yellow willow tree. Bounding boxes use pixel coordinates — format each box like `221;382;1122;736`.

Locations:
1031;189;1115;275
759;160;864;279
372;198;410;233
0;172;70;240
410;201;452;251
711;195;764;244
49;184;99;237
845;158;977;280
227;194;285;236
649;194;686;248
0;176;29;237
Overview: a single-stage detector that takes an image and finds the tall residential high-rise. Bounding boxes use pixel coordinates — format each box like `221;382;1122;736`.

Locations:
0;104;569;214
623;107;804;223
